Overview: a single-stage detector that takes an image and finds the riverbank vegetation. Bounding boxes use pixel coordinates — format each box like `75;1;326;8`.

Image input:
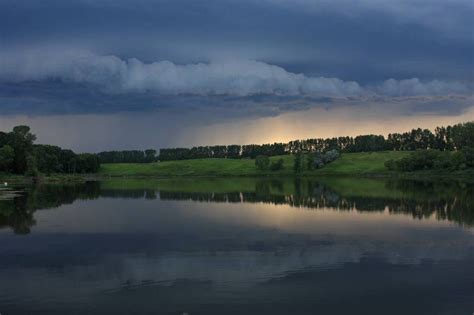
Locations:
1;122;472;180
0;126;100;176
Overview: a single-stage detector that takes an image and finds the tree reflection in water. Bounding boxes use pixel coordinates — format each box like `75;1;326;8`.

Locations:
0;178;473;234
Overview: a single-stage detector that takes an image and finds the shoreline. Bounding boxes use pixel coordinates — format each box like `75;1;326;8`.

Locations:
2;151;472;185
1;170;473;185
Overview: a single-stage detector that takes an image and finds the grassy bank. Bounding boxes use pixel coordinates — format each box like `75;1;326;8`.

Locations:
3;151;471;183
98;151;407;177
99;151;474;181
99;151;418;178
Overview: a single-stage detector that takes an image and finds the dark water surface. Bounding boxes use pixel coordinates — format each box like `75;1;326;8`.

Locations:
0;177;473;315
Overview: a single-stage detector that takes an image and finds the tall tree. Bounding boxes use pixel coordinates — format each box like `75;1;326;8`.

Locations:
144;149;157;163
11;126;36;174
451;122;474;149
294;153;303;174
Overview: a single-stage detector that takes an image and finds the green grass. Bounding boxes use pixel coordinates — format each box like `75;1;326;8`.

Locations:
100;158;259;176
313;151;408;175
99;151;411;177
4;151;469;181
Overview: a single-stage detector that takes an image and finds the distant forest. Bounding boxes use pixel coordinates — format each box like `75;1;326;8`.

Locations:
158;122;473;161
97;150;157;164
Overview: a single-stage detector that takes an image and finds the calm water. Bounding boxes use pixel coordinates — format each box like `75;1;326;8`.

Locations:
0;177;473;315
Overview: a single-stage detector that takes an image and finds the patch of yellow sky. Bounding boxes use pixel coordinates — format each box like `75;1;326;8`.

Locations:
192;104;474;146
0;102;473;151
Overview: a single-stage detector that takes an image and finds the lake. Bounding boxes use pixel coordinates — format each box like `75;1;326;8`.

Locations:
0;177;473;314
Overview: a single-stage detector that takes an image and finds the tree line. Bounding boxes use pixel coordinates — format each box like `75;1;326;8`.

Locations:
159;122;474;161
97;150;157;164
0;126;100;175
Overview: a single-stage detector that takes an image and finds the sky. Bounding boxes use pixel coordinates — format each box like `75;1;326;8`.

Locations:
0;0;473;152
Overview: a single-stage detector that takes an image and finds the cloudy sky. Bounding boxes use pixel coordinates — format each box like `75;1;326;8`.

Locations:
0;0;473;151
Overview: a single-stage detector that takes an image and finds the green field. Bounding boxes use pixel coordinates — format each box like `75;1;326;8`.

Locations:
99;151;411;177
3;150;470;183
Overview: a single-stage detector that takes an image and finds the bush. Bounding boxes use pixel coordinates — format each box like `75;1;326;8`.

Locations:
391;150;439;171
255;155;270;170
384;159;396;171
385;149;472;172
462;146;474;167
313;154;324;169
433;154;453;169
324;149;340;163
270;158;284;171
450;151;466;170
312;149;340;169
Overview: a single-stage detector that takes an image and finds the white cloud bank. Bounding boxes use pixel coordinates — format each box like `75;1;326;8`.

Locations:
0;49;470;97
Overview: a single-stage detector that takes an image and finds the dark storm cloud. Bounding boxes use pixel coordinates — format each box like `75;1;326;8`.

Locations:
0;0;472;117
0;80;472;120
1;0;473;81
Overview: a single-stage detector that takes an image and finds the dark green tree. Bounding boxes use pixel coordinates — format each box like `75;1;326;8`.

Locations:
145;149;157;163
306;154;314;170
33;145;62;174
0;145;15;172
227;145;242;159
25;153;39;177
293;153;302;173
74;154;100;173
11;126;36;174
451;122;474;149
0;131;10;148
59;149;77;173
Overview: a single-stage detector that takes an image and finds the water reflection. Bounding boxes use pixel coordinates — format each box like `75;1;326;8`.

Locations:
0;178;473;314
1;178;473;234
0;183;100;234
